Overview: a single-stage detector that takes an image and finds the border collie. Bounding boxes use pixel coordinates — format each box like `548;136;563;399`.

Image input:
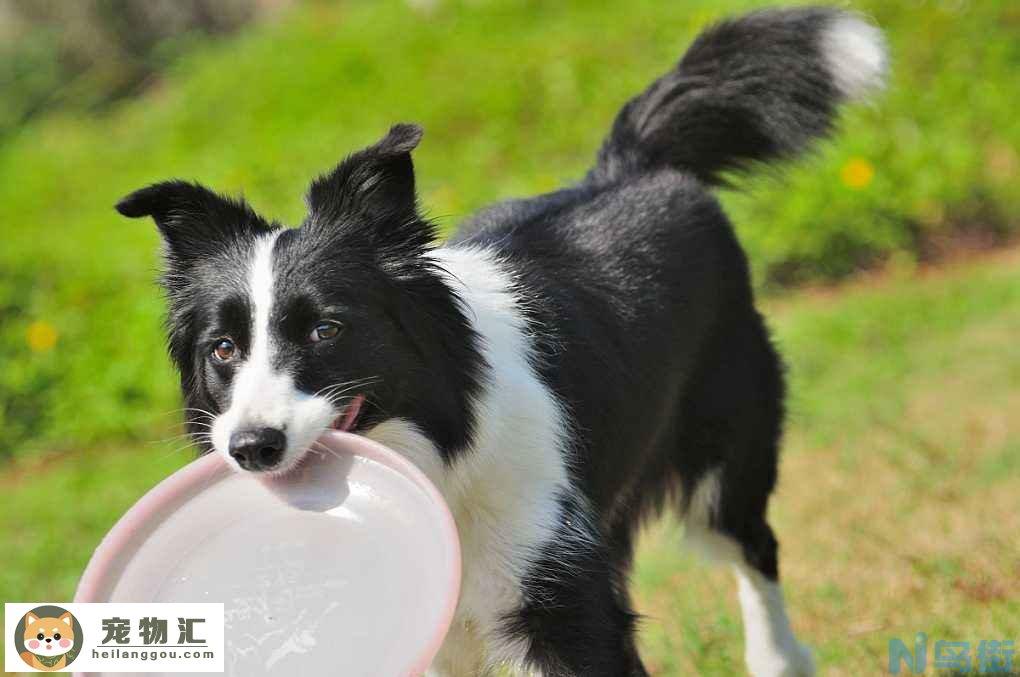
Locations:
117;7;885;675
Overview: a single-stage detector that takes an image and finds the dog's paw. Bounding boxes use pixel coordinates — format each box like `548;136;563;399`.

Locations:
745;639;816;677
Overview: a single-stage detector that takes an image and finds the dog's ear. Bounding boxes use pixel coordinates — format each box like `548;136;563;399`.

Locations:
116;180;272;266
305;124;434;252
25;612;38;625
60;613;72;626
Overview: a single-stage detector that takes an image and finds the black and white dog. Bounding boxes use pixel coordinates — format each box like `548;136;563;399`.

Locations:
118;7;885;675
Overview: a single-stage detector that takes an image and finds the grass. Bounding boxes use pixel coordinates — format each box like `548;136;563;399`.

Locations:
1;0;1018;673
3;248;1018;674
633;251;1020;675
1;0;1019;458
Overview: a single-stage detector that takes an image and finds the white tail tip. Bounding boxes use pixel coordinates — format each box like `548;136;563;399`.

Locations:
821;14;889;100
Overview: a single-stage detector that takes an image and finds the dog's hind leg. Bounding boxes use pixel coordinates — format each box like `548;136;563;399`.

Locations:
675;313;815;677
685;470;815;677
733;557;815;677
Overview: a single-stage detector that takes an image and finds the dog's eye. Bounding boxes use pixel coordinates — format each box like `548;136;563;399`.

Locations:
212;338;236;362
309;320;342;343
36;633;44;640
53;633;61;641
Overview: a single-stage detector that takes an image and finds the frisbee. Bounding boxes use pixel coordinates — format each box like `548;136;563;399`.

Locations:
74;431;460;676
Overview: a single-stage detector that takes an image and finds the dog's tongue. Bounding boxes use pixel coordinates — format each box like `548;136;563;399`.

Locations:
337;394;365;432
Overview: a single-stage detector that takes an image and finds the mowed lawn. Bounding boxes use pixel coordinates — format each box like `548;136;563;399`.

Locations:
634;251;1020;675
3;249;1019;674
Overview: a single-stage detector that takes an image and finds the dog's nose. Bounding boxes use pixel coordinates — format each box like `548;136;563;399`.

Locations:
229;427;286;471
45;638;51;643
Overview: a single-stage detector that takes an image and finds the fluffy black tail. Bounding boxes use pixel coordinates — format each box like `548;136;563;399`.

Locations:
589;7;887;186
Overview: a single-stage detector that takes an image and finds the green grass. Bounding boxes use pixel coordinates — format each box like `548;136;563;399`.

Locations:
633;252;1020;675
3;249;1018;674
1;0;1019;457
1;1;1018;672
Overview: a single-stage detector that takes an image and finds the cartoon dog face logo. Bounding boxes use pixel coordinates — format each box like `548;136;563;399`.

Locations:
19;607;80;672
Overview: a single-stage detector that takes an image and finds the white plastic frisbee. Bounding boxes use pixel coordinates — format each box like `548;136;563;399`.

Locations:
75;431;460;676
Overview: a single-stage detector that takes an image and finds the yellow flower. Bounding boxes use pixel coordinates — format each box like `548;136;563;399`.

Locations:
840;157;875;189
26;321;58;352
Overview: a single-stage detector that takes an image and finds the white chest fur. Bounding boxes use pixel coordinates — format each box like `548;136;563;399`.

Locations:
366;246;577;673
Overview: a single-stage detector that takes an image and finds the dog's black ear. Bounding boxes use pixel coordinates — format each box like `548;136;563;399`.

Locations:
305;124;434;251
116;180;272;265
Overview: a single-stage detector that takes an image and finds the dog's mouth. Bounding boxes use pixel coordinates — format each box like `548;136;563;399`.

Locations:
331;393;366;432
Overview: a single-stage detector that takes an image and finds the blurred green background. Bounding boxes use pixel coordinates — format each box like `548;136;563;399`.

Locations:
1;1;1017;674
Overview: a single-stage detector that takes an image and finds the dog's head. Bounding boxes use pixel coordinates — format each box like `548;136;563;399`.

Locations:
23;612;74;658
118;125;482;473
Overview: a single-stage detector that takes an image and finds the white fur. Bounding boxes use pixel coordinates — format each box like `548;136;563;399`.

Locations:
683;469;742;563
820;14;888;100
210;237;811;674
367;245;589;674
682;471;814;677
736;565;815;677
211;230;336;472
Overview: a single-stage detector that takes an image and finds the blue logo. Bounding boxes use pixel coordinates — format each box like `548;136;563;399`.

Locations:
889;633;1015;674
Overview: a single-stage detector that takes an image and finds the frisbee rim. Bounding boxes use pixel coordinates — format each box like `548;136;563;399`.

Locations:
74;431;461;675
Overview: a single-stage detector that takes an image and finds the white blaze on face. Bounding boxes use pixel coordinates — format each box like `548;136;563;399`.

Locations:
211;230;335;472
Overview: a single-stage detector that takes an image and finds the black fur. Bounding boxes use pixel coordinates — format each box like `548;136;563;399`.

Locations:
457;8;868;674
116;181;277;442
117;127;486;459
118;7;879;674
294;123;486;455
590;7;852;186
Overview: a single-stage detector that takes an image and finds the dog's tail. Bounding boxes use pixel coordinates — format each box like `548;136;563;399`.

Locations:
589;7;887;187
